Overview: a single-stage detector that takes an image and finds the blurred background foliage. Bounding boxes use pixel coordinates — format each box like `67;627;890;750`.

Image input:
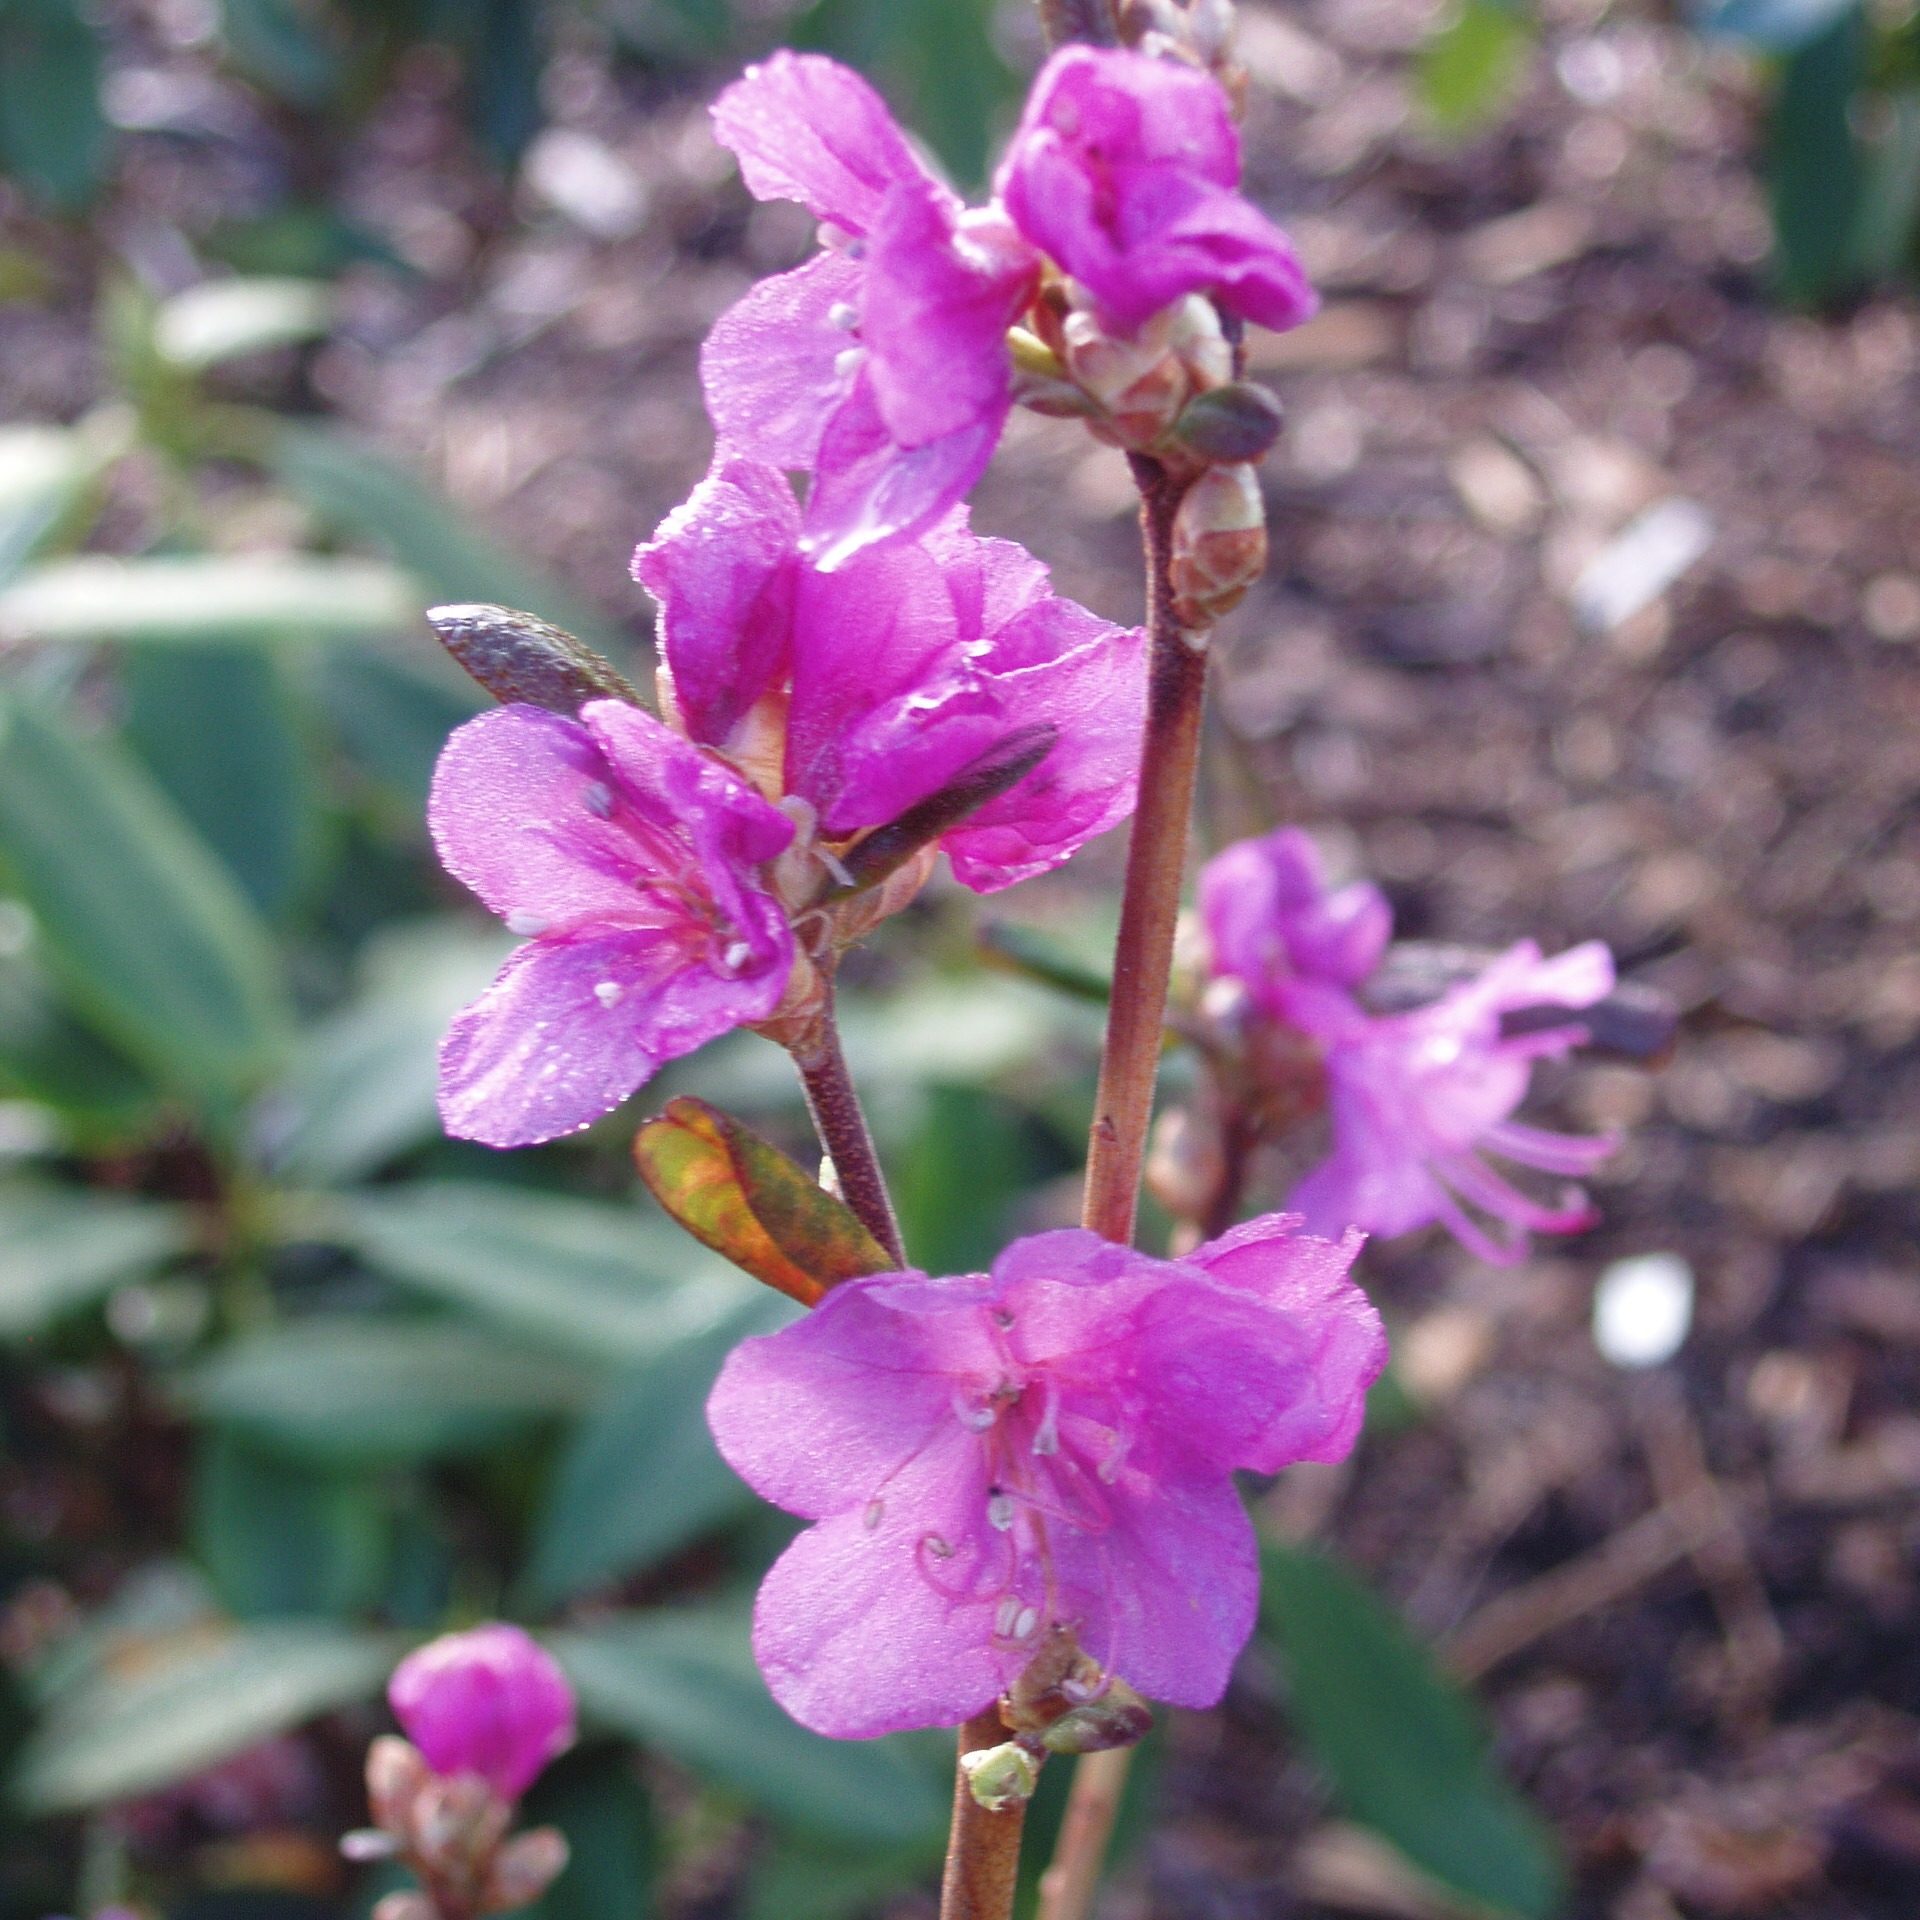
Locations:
0;0;1854;1914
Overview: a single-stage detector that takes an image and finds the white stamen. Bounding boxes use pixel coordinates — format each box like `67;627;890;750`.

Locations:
1012;1605;1039;1641
833;345;866;383
815;844;855;887
581;781;614;818
827;301;859;331
723;939;752;971
923;1532;955;1559
1031;1395;1059;1458
863;1498;885;1531
593;980;624;1009
987;1491;1015;1532
505;912;548;937
995;1595;1023;1637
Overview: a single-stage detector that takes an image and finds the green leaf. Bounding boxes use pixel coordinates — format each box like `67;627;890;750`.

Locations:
152;277;334;371
0;1183;194;1340
0;554;422;644
11;1619;395;1814
262;921;510;1184
320;644;484;808
1420;0;1536;132
0;423;109;590
0;943;158;1134
523;1298;793;1608
633;1097;894;1308
743;1838;935;1920
1259;1543;1565;1918
271;425;630;658
0;0;108;210
320;1181;745;1364
1854;87;1920;281
123;645;318;918
976;922;1113;1007
179;1316;602;1465
190;1434;391;1618
0;696;291;1106
548;1614;946;1846
523;1746;657;1920
1767;3;1871;306
216;0;343;109
894;1084;1045;1276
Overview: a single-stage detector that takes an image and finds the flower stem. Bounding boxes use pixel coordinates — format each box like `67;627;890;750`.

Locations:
940;1710;1030;1920
1040;457;1207;1920
791;997;906;1268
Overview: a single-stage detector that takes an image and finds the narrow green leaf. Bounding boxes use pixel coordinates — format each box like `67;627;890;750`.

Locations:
123;644;318;917
1259;1543;1565;1918
894;1084;1046;1276
0;0;108;210
1767;3;1871;306
190;1434;391;1619
0;423;107;590
152;277;334;371
11;1620;396;1814
524;1746;658;1920
975;921;1113;1007
321;1181;745;1364
633;1097;894;1307
271;425;630;658
0;696;290;1104
524;1297;793;1608
179;1317;602;1465
743;1838;935;1920
0;1183;193;1340
319;644;484;808
548;1613;946;1846
0;944;158;1134
0;554;422;644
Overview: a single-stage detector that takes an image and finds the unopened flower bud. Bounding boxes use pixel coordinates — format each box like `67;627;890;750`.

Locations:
365;1735;430;1834
412;1772;511;1865
960;1741;1042;1813
1039;1678;1154;1755
1147;1105;1228;1223
1172;382;1284;465
1169;464;1267;632
483;1826;571;1908
1062;307;1191;450
388;1625;576;1803
1164;293;1233;391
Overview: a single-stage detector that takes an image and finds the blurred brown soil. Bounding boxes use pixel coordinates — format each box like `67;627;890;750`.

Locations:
7;0;1920;1914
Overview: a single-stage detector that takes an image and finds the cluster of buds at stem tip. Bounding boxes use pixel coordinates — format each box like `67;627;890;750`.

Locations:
959;1626;1155;1812
1119;0;1244;98
1169;462;1268;636
341;1626;575;1919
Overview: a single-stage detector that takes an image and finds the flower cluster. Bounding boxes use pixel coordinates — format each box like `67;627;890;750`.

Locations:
430;35;1318;1150
1176;828;1621;1265
709;1216;1384;1739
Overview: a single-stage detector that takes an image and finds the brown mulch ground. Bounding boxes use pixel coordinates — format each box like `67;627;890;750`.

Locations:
7;0;1920;1913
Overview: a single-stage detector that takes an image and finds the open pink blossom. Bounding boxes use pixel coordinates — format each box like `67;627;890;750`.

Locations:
704;52;1040;567
429;700;795;1147
389;1625;576;1800
634;457;1145;891
996;46;1317;337
1199;826;1390;1000
1283;941;1621;1266
708;1218;1384;1739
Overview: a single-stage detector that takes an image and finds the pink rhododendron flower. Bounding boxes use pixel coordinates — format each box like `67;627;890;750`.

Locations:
1198;828;1619;1264
704;52;1041;567
634;456;1145;891
707;1218;1384;1739
389;1624;576;1800
997;46;1317;338
429;700;795;1147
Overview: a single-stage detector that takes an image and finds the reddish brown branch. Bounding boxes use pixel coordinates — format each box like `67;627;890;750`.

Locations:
940;1711;1031;1920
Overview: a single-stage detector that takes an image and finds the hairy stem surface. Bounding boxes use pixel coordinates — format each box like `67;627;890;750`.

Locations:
792;1005;906;1268
1042;460;1207;1920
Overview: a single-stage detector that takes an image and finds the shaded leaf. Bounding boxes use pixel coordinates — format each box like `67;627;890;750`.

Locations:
523;1296;793;1608
0;0;108;210
0;554;421;645
523;1746;658;1920
548;1613;946;1845
0;945;158;1134
743;1838;935;1920
1767;3;1870;306
1420;0;1536;131
0;695;290;1107
179;1317;601;1466
0;423;108;590
1696;0;1855;53
634;1098;893;1307
976;921;1113;1006
0;1183;194;1341
11;1620;395;1814
894;1083;1046;1276
1259;1543;1565;1918
321;1181;744;1364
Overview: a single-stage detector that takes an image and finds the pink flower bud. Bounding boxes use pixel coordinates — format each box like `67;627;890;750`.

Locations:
1169;463;1268;631
388;1625;576;1801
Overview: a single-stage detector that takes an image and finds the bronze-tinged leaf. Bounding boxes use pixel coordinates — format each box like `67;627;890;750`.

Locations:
633;1098;894;1307
427;603;645;715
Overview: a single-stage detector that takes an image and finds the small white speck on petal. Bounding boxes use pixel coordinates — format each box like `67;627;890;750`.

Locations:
827;301;859;331
863;1498;884;1531
593;981;624;1009
833;345;867;383
506;912;548;937
1593;1252;1694;1369
1012;1606;1039;1641
987;1492;1015;1532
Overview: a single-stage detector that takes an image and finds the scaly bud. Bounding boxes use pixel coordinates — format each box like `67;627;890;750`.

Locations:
960;1741;1042;1813
1171;382;1284;465
365;1735;430;1835
1169;463;1267;632
1164;292;1233;390
428;604;645;716
483;1827;572;1909
1039;1678;1154;1754
411;1773;511;1865
1146;1103;1228;1223
1062;306;1192;450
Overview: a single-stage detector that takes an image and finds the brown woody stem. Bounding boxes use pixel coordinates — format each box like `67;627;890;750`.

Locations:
940;1710;1030;1920
791;1001;906;1269
1040;460;1207;1920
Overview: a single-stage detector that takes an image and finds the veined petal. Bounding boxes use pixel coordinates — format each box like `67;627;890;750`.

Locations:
711;50;936;237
